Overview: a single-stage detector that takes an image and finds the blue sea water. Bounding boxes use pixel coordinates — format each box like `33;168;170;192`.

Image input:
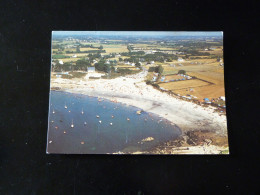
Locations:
47;91;182;154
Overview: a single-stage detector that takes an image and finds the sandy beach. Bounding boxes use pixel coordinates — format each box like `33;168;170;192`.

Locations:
51;71;227;134
50;71;228;154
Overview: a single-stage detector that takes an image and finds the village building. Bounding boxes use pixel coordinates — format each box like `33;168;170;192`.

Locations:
87;67;95;73
152;76;157;81
85;67;105;79
178;58;184;62
59;60;64;64
220;96;225;101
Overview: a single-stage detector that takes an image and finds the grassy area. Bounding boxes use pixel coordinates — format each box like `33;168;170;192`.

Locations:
52;54;70;59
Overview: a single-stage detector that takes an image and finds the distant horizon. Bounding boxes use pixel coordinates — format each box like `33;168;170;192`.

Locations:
52;31;223;37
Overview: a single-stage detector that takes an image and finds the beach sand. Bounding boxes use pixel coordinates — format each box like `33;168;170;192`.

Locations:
50;71;229;154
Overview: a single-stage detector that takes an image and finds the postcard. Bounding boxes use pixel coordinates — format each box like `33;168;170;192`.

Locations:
46;31;228;154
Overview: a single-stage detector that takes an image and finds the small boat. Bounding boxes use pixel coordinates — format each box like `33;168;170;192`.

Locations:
52;109;55;114
136;110;142;115
127;118;130;121
84;122;87;126
81;108;84;115
99;120;102;124
71;119;74;128
64;103;67;109
96;115;100;118
110;123;113;126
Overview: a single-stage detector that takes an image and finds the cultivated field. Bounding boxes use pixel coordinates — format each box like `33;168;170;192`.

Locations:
152;56;225;101
159;80;210;91
60;58;81;62
165;74;185;80
103;44;128;54
80;48;100;51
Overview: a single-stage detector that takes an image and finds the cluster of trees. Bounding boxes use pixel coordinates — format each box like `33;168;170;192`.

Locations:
121;52;178;63
117;68;133;75
119;51;178;64
121;51;145;56
94;60;115;73
167;41;223;49
147;65;164;82
179;49;210;56
78;44;104;50
52;59;93;72
53;61;72;72
178;70;186;74
65;49;106;54
148;65;164;74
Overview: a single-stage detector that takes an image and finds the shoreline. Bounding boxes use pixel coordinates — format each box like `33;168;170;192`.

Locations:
51;71;227;133
50;71;229;154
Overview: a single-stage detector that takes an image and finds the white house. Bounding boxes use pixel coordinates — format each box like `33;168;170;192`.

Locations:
59;60;64;64
87;67;95;73
220;96;225;101
178;58;184;62
152;76;157;81
131;63;135;66
72;54;77;58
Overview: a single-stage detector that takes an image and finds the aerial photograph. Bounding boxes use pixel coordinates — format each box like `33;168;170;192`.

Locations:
47;31;228;154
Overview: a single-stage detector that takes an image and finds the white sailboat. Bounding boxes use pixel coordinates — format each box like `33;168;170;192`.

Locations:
64;102;67;109
52;109;55;114
81;108;84;115
71;119;74;128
